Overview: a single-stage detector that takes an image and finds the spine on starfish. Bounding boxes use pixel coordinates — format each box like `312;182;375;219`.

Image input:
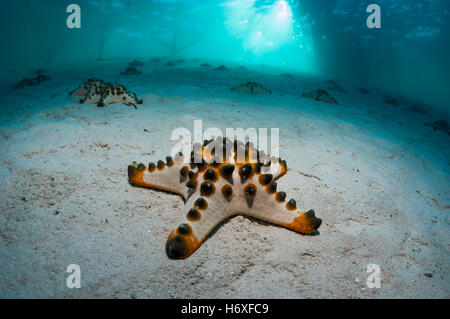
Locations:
128;137;321;259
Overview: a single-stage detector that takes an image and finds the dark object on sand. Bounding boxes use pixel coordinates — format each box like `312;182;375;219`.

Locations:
231;81;272;94
215;65;228;71
33;68;48;75
383;96;400;107
165;61;176;67
128;60;144;68
200;63;212;68
407;104;428;114
151;57;161;62
281;73;294;78
357;88;370;94
425;120;450;135
302;89;338;104
13;74;51;89
325;80;347;93
38;74;51;81
69;78;143;109
120;67;142;75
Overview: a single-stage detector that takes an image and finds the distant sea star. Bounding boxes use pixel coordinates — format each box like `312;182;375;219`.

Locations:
128;137;322;259
69;78;143;109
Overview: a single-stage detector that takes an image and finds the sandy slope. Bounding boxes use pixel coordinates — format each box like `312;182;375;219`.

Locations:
0;58;448;298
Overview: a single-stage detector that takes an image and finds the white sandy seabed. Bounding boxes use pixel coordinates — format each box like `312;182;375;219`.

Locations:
0;58;448;298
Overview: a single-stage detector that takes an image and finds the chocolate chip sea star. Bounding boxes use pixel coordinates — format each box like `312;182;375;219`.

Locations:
128;137;322;259
69;78;143;109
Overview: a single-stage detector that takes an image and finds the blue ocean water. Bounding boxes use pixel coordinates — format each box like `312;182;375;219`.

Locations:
0;0;449;113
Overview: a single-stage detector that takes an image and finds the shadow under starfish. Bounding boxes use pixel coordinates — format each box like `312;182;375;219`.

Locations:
128;137;322;259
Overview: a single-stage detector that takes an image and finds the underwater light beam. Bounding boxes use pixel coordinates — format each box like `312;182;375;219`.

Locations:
223;0;316;70
246;0;294;54
274;0;292;25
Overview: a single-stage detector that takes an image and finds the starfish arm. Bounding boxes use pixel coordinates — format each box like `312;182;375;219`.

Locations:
79;93;100;104
99;90;138;109
243;141;287;180
231;181;322;235
97;91;112;106
261;158;287;180
69;85;86;97
165;190;234;259
128;154;190;199
218;158;321;234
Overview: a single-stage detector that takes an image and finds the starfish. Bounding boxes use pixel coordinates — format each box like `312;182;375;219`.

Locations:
121;67;142;76
128;60;144;68
230;82;272;95
69;78;143;109
302;89;338;104
128;137;322;259
13;74;51;89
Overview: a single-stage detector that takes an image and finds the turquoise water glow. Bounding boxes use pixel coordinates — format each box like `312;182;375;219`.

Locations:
0;0;449;112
